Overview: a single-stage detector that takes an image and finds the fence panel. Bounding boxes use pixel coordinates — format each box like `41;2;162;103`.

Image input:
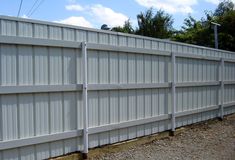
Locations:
0;15;235;160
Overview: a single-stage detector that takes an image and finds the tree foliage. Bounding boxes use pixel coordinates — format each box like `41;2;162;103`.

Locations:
110;9;174;39
172;15;213;47
216;7;235;51
173;0;235;51
136;9;174;39
111;19;134;34
214;0;234;16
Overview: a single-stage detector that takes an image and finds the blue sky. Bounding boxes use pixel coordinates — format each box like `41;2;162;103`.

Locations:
0;0;232;29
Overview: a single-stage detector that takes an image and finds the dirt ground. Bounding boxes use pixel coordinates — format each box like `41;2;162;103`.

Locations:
53;114;235;160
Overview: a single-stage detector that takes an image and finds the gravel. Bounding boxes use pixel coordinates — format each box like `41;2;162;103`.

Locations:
92;114;235;160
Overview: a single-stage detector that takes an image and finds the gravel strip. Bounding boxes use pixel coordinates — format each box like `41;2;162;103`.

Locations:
92;114;235;160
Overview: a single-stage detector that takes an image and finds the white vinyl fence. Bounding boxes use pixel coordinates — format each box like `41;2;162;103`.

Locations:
0;15;235;160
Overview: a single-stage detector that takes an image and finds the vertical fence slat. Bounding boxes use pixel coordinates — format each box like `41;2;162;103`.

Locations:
171;52;176;133
82;42;88;157
220;58;224;119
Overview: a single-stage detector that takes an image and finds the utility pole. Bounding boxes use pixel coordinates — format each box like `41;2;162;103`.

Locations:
211;22;221;49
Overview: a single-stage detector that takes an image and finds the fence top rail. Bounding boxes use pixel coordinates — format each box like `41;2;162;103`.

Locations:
0;15;235;55
0;35;82;48
1;35;235;62
87;43;171;56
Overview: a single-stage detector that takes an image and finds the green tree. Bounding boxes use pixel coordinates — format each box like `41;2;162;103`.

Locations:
173;0;235;51
217;9;235;51
111;19;134;34
136;9;174;39
172;16;213;47
214;0;234;16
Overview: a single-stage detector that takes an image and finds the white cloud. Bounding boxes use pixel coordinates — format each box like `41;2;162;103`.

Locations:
135;0;198;14
65;4;84;11
65;3;128;27
90;4;128;27
21;14;28;18
55;16;93;28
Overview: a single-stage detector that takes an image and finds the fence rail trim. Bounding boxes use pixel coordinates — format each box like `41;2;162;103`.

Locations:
0;81;235;94
0;84;82;94
0;130;83;150
1;81;234;94
87;43;171;56
0;35;81;48
1;36;235;63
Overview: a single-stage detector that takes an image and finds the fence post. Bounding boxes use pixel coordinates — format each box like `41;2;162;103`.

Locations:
220;58;224;120
171;52;176;135
82;41;88;158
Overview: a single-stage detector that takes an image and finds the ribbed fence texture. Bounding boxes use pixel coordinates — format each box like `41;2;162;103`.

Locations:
0;16;235;160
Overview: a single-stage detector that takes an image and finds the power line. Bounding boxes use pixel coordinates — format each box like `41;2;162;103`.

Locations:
27;0;45;17
17;0;23;17
28;0;45;17
26;0;40;17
